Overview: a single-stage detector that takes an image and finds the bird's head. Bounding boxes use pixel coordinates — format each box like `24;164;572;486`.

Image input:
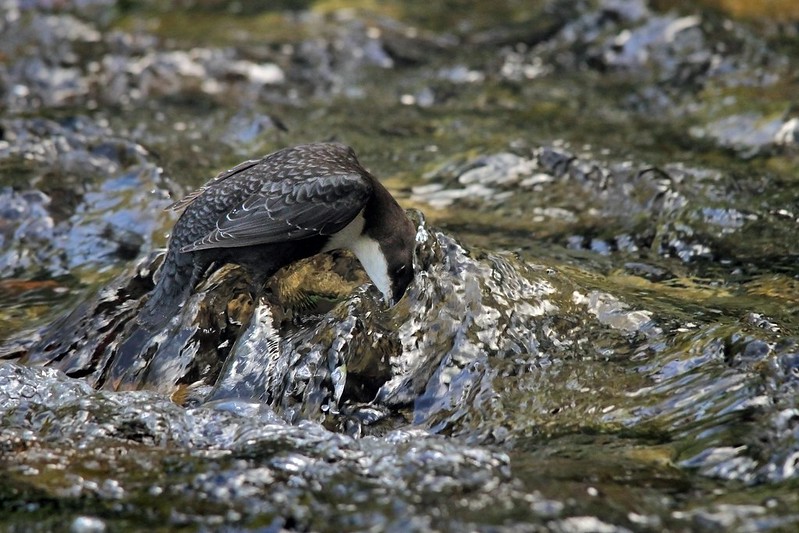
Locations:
381;214;416;306
354;190;417;307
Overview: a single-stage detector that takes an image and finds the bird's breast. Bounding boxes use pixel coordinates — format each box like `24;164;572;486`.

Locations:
322;210;366;252
322;211;391;303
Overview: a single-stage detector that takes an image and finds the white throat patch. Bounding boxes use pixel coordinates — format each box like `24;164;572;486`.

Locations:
323;212;391;303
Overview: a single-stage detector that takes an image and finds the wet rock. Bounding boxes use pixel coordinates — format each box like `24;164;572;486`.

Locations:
413;142;799;273
70;516;107;533
522;0;785;91
690;112;786;157
2;251;154;369
0;362;554;531
458;152;536;186
0;118;167;279
0;188;56;274
0;8;289;113
3;243;368;397
98;48;285;106
0;11;103;111
774;117;799;146
289;14;396;99
492;0;792;162
2;211;646;445
206;296;281;403
220;112;287;155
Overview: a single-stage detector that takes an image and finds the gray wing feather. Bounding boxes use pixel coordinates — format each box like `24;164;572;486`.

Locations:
181;173;371;252
167;159;261;212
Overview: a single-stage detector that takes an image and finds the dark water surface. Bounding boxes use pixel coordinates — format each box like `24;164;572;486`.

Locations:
1;0;798;531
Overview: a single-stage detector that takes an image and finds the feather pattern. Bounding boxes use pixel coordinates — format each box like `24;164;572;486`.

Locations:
167;159;261;212
132;142;416;335
178;147;373;252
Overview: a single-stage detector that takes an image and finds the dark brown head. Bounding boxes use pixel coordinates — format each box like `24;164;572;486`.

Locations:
360;180;416;306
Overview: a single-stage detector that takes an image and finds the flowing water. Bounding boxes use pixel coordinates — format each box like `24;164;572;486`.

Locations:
1;0;798;531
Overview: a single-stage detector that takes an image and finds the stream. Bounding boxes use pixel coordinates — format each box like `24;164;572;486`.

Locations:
1;0;798;531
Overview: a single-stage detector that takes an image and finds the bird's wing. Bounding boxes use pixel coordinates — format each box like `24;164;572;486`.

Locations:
167;159;261;212
181;173;372;252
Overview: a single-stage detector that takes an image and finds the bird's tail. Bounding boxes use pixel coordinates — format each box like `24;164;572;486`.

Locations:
138;247;196;329
101;248;197;390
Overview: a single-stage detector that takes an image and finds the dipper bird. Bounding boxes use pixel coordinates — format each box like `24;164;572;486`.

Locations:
141;142;416;328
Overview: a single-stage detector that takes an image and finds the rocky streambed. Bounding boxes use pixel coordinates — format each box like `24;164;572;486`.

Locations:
1;0;798;531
